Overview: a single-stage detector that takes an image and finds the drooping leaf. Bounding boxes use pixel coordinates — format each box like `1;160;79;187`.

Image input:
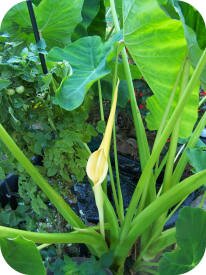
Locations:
1;0;84;49
87;0;106;39
72;0;102;40
82;0;100;28
187;148;206;173
172;0;206;89
0;236;46;275
157;0;180;19
159;207;206;275
172;1;206;50
48;35;120;110
123;0;200;138
0;79;11;91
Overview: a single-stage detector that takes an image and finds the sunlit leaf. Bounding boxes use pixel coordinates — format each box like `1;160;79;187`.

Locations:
123;0;199;138
1;0;84;49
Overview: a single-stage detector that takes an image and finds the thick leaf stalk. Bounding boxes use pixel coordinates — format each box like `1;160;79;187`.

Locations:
0;226;108;257
114;169;206;265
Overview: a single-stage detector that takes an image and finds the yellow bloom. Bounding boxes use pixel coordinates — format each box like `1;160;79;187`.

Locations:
86;79;119;186
86;80;119;238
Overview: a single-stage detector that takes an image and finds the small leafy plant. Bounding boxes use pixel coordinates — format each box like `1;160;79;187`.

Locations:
0;0;206;274
0;33;96;233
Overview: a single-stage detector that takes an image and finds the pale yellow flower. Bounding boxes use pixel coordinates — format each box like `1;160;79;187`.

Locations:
86;80;119;238
86;79;119;186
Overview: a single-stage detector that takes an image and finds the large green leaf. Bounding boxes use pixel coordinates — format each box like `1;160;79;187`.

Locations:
159;207;206;275
123;0;199;138
1;0;84;49
0;236;46;275
48;35;119;110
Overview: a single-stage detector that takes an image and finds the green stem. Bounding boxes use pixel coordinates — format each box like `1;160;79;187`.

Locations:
97;80;107;194
112;41;124;223
199;191;206;208
154;153;168;184
153;58;186;180
114;169;206;265
199;95;206;107
109;0;120;32
98;80;105;121
108;158;120;216
110;0;151;170
134;228;176;269
51;77;58;94
93;185;105;238
0;226;108;257
103;192;120;247
0;124;84;229
165;196;186;224
110;0;156;221
106;25;115;41
120;48;206;240
113;124;124;223
172;111;206;184
146;228;176;258
162;59;190;193
153;59;186;147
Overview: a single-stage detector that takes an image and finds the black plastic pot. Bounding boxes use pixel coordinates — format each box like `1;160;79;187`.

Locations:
0;174;19;210
73;135;202;229
72;153;199;229
0;155;43;210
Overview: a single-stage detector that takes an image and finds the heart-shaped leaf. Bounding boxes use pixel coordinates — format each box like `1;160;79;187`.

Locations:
123;0;199;138
159;207;206;275
48;35;120;110
0;236;46;275
1;0;84;49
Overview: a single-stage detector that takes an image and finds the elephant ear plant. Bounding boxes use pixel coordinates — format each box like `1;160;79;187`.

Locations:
0;0;206;274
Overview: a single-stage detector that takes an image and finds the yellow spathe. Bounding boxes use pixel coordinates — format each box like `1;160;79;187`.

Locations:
86;80;119;186
86;80;119;238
